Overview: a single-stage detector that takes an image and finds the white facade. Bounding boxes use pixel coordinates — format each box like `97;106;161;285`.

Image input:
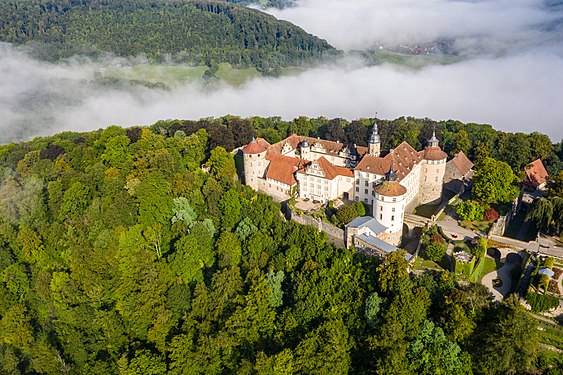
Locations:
373;191;406;234
243;150;267;190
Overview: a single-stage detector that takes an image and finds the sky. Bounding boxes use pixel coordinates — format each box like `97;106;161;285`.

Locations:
0;0;562;143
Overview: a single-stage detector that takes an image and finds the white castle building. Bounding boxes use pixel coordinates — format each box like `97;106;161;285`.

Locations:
241;123;470;254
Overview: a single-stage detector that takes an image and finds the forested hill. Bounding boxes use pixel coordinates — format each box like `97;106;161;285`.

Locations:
0;0;335;67
0;118;559;374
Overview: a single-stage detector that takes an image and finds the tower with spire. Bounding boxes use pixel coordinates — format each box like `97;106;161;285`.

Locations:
419;129;448;205
371;162;407;245
368;120;381;157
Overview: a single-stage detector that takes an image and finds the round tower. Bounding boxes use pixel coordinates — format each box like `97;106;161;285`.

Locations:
373;164;407;246
242;138;267;190
419;130;447;205
368;121;381;157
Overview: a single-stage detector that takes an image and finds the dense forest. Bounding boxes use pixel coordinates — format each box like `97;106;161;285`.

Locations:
155;115;563;176
0;0;335;67
0;118;561;374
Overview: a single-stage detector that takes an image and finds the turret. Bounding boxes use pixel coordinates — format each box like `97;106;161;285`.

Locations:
373;163;407;246
419;130;447;204
242;138;267;190
300;139;311;160
368;121;381;157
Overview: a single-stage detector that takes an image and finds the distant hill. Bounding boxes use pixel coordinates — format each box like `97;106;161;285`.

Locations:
0;0;335;68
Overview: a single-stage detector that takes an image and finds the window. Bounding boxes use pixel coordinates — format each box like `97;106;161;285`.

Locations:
435;176;439;182
324;186;328;191
393;198;397;202
364;198;368;203
364;189;368;194
356;187;359;192
356;179;360;185
364;181;368;187
303;182;307;187
392;207;395;212
379;213;383;220
355;197;359;201
324;180;328;185
380;206;383;211
391;215;395;221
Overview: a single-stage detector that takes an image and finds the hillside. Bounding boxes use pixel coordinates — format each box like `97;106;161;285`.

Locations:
0;0;335;67
0;118;560;374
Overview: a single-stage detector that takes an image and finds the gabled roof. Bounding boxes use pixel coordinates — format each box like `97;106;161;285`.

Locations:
524;159;549;187
355;141;422;181
265;153;305;186
267;134;367;157
296;157;354;180
449;151;473;176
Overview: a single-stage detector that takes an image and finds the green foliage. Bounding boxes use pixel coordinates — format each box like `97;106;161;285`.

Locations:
407;320;471;375
472;157;519;204
0;0;334;68
0;122;554;374
526;291;560;312
333;205;358;227
206;146;236;181
456;200;486;222
425;241;447;263
364;291;384;329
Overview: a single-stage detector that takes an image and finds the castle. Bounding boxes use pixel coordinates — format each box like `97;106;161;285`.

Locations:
241;123;470;253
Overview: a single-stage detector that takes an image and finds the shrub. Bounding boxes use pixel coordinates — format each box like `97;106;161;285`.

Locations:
426;242;446;262
430;233;445;245
526;291;560;312
539;274;550;291
544;257;555;270
483;208;499;222
353;202;366;217
456;200;486;222
334;205;357;227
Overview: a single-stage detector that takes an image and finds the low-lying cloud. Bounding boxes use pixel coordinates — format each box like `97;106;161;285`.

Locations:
1;43;562;142
265;0;563;54
1;0;562;143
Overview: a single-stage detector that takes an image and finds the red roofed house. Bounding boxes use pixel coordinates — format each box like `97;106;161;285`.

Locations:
444;151;474;193
523;159;549;191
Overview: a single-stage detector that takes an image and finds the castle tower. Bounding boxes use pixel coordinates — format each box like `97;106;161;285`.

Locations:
300;139;311;160
368;121;381;157
242;138;267;190
419;130;447;205
373;163;407;246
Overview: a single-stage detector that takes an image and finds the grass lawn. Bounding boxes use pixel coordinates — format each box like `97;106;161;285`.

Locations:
414;203;441;218
479;257;498;280
460;220;491;234
412;256;443;271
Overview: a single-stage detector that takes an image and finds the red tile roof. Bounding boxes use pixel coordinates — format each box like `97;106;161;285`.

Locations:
450;151;473;176
242;139;266;154
420;145;447;161
265;153;305;186
524;159;549;187
375;181;407;197
297;157;354;180
267;134;367;157
355;141;422;181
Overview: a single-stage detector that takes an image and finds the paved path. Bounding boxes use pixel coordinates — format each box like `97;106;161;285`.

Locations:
481;256;519;301
438;216;478;241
